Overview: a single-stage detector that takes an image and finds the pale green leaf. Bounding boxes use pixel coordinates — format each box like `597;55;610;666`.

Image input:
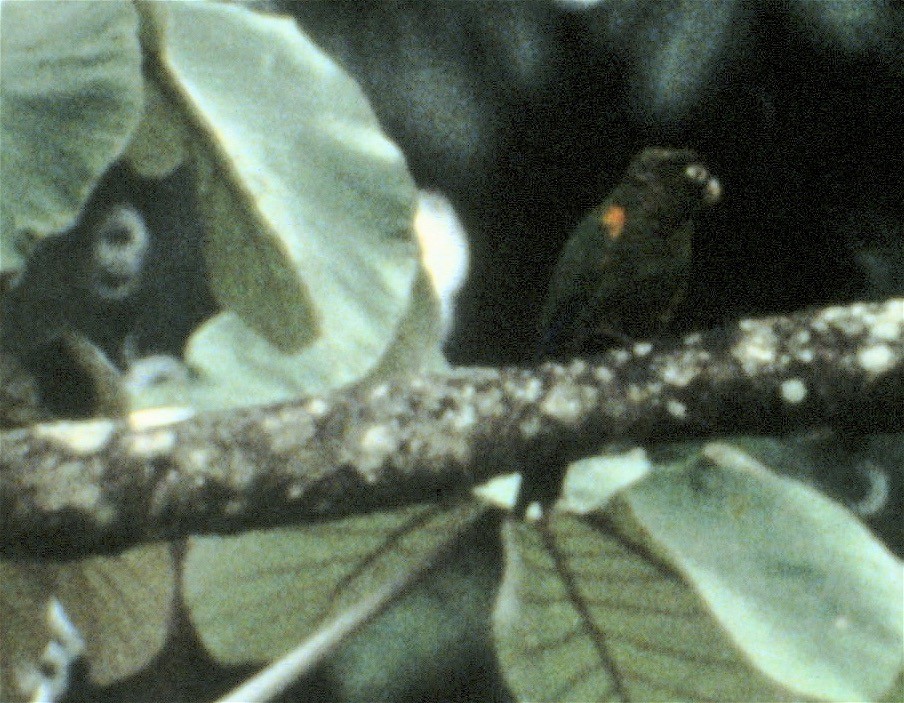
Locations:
121;77;189;179
127;211;452;412
327;508;502;702
1;544;174;699
362;269;450;382
0;1;143;269
473;473;522;511
154;2;418;352
880;671;904;703
618;443;903;702
127;281;444;411
556;447;652;516
130;310;366;410
363;189;470;383
495;515;794;702
184;502;486;664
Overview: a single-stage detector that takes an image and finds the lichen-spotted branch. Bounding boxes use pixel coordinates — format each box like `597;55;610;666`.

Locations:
2;298;901;559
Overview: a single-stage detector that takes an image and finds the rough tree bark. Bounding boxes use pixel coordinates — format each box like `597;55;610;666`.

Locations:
1;298;901;559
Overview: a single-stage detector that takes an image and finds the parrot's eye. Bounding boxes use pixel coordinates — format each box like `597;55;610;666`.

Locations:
684;164;710;183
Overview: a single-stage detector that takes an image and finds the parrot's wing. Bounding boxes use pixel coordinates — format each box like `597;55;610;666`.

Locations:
537;292;636;359
536;291;595;360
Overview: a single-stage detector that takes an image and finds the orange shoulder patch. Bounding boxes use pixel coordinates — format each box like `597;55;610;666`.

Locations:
600;204;627;239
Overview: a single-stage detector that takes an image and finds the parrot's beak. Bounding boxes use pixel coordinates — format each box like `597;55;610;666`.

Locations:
704;176;722;204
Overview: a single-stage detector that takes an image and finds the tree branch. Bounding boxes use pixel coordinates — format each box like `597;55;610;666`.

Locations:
2;298;901;559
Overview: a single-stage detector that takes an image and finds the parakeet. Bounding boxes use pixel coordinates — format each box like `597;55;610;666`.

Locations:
537;147;721;358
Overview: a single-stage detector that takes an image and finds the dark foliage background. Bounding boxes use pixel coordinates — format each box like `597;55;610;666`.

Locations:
276;0;902;366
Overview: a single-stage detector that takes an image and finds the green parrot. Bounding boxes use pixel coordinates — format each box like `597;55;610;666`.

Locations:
537;147;721;359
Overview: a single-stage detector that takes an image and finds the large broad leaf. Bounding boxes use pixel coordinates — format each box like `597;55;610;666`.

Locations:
128;189;459;411
622;443;903;701
0;1;143;270
495;444;903;702
121;77;189;179
183;502;487;664
128;264;448;411
148;2;418;354
496;515;796;702
0;544;174;701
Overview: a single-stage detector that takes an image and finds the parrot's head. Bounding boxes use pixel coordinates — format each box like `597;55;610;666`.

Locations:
626;147;721;228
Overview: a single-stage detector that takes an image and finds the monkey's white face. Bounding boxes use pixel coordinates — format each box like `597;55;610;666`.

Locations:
88;205;149;301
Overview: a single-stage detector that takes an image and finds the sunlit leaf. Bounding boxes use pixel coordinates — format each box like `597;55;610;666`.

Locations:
495;515;794;702
880;671;904;703
121;77;189;179
555;447;651;516
620;442;903;702
364;189;470;382
130;310;371;410
184;502;486;664
127;198;454;411
327;507;502;702
0;1;143;270
0;544;174;699
151;1;418;353
495;444;902;702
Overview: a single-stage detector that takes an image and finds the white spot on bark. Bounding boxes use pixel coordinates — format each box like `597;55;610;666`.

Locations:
444;404;476;431
34;419;115;455
683;332;703;345
360;424;397;455
368;384;390;401
127;430;176;457
475;387;506;417
780;378;807;404
519;416;541;436
633;342;653;357
818;305;848;324
524;502;543;522
857;344;894;376
128;406;194;430
795;348;814;363
871;319;899;342
408;376;428;392
181;447;213;471
792;329;811;347
666;399;687;419
540;383;596;422
867;302;902;342
732;327;779;374
609;349;631;365
305;398;329;417
521;377;543;403
567;358;588;375
626;381;662;403
593;366;614;384
661;352;702;387
627;384;648;403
